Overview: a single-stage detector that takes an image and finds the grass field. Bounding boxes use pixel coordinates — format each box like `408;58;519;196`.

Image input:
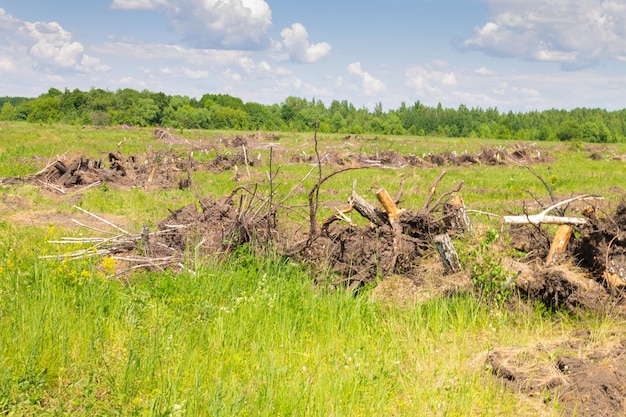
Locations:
1;122;626;416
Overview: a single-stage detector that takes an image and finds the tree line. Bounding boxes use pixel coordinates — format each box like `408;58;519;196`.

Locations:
1;87;625;142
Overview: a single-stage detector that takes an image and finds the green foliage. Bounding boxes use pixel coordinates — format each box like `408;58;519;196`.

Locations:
557;120;581;141
0;103;15;121
464;229;515;305
4;87;626;141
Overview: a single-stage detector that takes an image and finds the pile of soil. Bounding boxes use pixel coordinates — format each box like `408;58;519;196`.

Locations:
573;201;626;285
337;143;549;169
488;331;626;416
504;200;626;314
9;150;197;192
146;194;277;258
208;151;260;173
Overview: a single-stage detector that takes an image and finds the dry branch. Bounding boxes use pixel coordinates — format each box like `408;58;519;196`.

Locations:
348;189;387;227
503;195;601;225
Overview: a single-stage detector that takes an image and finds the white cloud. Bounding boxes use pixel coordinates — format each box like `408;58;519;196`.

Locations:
110;0;272;49
0;9;108;73
110;0;167;9
279;23;331;63
24;22;86;68
475;66;495;75
118;75;147;88
405;65;457;95
464;0;626;68
0;8;20;31
183;67;209;79
0;56;14;72
80;54;109;72
95;42;248;66
347;62;386;96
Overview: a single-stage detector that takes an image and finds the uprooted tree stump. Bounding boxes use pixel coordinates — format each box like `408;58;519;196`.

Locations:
297;170;467;289
503;196;626;314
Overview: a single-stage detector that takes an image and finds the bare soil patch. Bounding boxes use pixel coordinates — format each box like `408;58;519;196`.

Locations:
487;330;626;416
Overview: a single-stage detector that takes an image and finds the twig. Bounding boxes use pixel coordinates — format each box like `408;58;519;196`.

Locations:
74;181;102;193
38;179;66;194
429;181;464;212
71;218;118;235
72;205;130;235
242;144;251;180
421;171;447;212
310;120;323;237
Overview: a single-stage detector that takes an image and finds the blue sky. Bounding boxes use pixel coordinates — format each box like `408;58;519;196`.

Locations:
1;0;626;112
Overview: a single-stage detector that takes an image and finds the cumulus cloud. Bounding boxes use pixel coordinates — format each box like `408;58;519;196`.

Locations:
405;65;457;94
183;67;209;79
110;0;272;49
463;0;626;68
0;56;14;72
347;62;385;96
0;8;20;31
279;23;331;63
95;41;248;66
0;8;108;73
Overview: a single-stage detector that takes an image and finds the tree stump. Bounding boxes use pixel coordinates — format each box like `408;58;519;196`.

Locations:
545;224;573;266
434;233;461;274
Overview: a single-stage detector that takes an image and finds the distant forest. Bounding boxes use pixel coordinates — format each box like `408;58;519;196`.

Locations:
1;87;625;142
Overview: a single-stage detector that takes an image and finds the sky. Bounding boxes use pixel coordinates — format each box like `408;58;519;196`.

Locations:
1;0;626;112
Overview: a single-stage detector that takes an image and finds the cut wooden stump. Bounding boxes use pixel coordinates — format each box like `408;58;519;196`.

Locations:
545;225;573;266
375;188;405;223
434;233;461;274
444;194;472;234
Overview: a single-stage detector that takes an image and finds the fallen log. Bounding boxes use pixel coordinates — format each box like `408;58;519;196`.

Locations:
348;189;387;227
504;215;587;225
503;195;600;226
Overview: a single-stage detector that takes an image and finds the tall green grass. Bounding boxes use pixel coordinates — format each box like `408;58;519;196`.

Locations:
1;233;580;416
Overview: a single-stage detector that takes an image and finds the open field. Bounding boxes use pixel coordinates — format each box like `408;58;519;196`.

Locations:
2;121;626;416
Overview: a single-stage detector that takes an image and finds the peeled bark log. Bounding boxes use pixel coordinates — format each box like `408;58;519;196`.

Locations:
545;225;573;266
348;190;387;227
375;188;405;223
504;215;587;225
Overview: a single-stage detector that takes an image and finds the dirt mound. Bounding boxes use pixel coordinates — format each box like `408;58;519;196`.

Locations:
502;199;626;313
153;194;276;256
488;332;626;416
334;143;550;169
507;260;618;315
8;151;197;192
573;200;626;286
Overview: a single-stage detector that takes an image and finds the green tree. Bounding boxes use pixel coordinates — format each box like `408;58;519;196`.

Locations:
556;120;581;141
0;102;15;121
136;98;159;126
27;96;61;123
209;105;248;129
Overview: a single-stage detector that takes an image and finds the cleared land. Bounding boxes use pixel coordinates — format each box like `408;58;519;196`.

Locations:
1;122;626;416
